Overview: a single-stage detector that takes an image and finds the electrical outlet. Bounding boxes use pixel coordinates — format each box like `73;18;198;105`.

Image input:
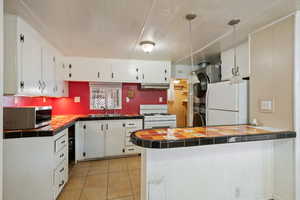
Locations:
260;98;274;113
126;97;130;103
43;97;46;103
74;96;81;103
159;97;163;103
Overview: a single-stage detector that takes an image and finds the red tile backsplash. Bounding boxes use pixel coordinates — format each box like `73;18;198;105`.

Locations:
3;82;167;115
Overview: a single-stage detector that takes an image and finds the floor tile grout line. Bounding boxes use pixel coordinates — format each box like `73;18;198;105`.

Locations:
77;166;89;200
126;157;136;200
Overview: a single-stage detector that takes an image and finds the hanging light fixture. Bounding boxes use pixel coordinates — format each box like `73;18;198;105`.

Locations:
228;19;242;84
186;13;196;127
140;41;155;53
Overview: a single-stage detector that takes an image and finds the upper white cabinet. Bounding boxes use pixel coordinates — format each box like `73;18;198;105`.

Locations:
139;61;170;83
111;60;140;82
4;14;68;97
65;57;112;82
221;41;250;81
63;57;171;84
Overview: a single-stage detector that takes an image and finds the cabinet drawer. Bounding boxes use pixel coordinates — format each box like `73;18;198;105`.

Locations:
55;134;67;153
125;137;133;146
125;121;139;128
55;146;67;168
124;146;140;154
54;160;67;198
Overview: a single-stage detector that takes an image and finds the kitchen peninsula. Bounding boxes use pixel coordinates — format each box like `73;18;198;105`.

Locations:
131;125;296;200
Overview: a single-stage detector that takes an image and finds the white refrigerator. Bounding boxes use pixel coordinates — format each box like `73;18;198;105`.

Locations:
206;80;248;126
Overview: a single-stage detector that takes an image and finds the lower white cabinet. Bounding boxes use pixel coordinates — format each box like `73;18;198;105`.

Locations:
76;119;143;161
4;129;69;200
105;120;125;156
83;121;105;159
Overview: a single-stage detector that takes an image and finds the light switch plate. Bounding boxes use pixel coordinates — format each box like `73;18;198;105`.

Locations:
126;97;130;103
74;96;81;103
260;98;274;113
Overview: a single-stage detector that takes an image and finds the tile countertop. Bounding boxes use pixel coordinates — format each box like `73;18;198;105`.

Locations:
4;114;144;139
130;125;296;149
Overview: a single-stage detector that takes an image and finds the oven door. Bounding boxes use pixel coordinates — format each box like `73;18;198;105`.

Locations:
35;107;52;128
144;121;177;129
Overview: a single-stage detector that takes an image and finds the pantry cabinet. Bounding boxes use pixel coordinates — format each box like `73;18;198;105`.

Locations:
221;41;250;81
4;14;68;97
75;119;143;161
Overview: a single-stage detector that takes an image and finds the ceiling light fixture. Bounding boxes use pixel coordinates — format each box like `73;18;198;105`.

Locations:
140;41;155;53
228;19;242;84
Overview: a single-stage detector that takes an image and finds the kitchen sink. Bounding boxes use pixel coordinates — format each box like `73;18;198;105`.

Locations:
88;114;121;117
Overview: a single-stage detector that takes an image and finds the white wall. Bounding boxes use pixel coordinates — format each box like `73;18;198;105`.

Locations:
0;0;3;199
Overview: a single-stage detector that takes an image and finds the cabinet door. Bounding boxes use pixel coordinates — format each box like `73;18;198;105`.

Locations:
41;47;56;96
67;59;99;81
18;25;42;95
111;60;139;82
221;48;234;81
140;61;170;83
83;121;105;159
54;58;69;97
105;120;125;157
236;42;250;78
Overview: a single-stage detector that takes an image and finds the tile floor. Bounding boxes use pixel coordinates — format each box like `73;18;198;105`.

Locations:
58;156;141;200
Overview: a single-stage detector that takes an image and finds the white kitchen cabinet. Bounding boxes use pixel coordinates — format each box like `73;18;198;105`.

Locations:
124;120;143;155
76;119;142;161
54;59;69;97
65;57;112;82
139;61;170;83
83;121;105;159
4;128;69;200
111;60;140;82
4;14;68;97
4;14;43;96
105;120;125;156
41;47;56;96
221;41;250;81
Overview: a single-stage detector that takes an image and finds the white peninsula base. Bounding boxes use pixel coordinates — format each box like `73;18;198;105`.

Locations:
140;139;294;200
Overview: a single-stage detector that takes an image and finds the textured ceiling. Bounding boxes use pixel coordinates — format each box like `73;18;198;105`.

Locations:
4;0;298;63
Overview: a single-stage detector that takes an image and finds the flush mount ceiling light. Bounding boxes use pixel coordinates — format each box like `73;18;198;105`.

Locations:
140;41;155;53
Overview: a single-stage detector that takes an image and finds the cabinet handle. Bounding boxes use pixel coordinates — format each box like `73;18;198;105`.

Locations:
43;81;46;90
60;153;64;158
101;124;104;131
38;80;42;90
111;73;114;79
69;64;72;69
165;77;167;81
106;124;108;130
59;167;65;173
61;140;66;144
165;69;167;73
20;81;25;89
136;76;138;80
142;74;144;79
128;148;135;151
69;73;72;78
97;72;100;78
59;180;65;187
136;68;138;72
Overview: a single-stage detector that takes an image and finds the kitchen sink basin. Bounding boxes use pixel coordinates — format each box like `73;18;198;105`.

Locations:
88;114;121;117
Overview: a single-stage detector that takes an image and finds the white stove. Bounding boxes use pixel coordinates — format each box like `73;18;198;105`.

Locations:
140;105;177;129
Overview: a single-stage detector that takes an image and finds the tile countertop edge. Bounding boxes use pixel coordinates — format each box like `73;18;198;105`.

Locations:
3;115;144;139
130;128;296;149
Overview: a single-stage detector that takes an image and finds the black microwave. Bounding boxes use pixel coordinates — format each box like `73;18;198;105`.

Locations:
4;106;52;130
